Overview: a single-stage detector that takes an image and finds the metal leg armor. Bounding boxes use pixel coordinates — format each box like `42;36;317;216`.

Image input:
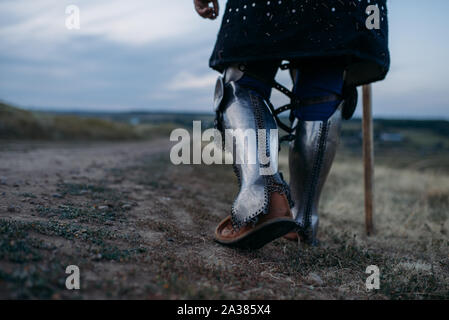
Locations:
214;66;293;228
289;105;342;245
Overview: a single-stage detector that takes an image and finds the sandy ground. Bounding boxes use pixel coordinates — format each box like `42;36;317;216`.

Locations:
0;139;448;299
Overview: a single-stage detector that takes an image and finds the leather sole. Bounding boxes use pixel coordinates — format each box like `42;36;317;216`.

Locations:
214;216;298;250
283;231;299;242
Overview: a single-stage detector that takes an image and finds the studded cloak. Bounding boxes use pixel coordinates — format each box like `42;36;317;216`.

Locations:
209;0;390;86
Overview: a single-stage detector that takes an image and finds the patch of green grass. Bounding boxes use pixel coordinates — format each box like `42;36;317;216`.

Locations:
0;103;45;139
0;220;45;263
0;263;73;299
91;245;147;262
0;219;115;246
50;115;138;140
19;192;37;199
36;204;126;224
0;102;139;140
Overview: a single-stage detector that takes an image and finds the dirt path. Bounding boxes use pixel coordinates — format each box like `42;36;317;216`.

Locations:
0;140;448;299
0;140;169;184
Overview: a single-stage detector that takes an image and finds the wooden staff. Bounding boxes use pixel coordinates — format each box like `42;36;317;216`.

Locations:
362;84;374;236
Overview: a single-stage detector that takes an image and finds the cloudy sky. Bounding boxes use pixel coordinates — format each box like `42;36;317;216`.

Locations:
0;0;448;119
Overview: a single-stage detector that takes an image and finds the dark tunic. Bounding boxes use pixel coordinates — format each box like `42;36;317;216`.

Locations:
209;0;390;86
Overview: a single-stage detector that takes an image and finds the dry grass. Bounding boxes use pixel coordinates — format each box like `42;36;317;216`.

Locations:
0;103;138;140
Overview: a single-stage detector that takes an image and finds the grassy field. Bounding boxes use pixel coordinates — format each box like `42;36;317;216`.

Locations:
0;103;177;141
0;104;448;299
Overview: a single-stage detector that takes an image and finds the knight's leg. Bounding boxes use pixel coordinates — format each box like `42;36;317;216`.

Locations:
213;62;296;250
288;63;344;245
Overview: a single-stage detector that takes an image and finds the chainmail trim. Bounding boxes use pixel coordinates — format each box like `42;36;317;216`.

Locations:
265;174;295;210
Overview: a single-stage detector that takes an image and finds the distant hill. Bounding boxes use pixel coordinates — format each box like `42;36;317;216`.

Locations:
0;102;140;140
1;102;448;148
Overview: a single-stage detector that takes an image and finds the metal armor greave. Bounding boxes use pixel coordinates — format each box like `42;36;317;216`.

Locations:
289;105;342;245
214;67;293;228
